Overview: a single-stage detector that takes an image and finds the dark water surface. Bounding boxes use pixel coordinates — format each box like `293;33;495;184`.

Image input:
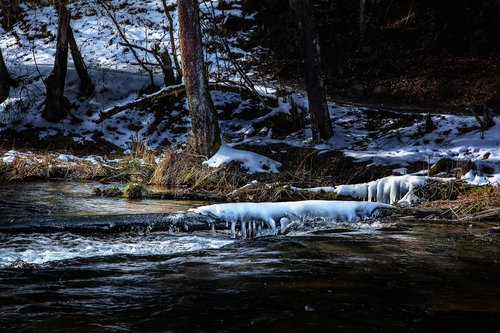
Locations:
1;182;499;332
0;180;207;218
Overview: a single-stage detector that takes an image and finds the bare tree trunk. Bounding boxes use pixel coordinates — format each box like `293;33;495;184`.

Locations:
159;48;177;86
0;0;20;30
43;1;70;122
360;0;366;41
68;24;94;96
178;0;221;157
0;47;11;102
289;0;333;141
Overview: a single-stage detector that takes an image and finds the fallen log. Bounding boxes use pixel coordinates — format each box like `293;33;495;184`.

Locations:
0;212;224;234
97;83;185;123
97;82;275;123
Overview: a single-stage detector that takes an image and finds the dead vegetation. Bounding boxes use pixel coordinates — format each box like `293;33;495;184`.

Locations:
150;142;250;195
0;149;156;182
423;185;500;222
0;153;111;181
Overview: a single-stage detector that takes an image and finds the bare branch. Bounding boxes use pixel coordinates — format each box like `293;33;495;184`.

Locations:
161;0;182;81
97;0;156;88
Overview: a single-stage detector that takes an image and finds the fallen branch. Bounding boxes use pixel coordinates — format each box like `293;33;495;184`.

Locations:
98;82;277;123
98;83;185;123
458;207;500;222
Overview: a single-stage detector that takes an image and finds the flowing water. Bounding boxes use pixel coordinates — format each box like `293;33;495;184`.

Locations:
1;181;499;332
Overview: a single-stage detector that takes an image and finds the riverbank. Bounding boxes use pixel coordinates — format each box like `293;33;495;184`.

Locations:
1;0;499;224
1;143;499;224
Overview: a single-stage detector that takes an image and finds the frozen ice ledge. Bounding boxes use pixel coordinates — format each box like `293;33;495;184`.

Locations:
191;200;393;238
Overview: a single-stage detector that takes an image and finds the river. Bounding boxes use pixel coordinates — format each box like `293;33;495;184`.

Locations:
1;181;499;332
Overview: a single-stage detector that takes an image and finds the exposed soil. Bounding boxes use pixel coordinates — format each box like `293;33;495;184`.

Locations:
248;0;500;113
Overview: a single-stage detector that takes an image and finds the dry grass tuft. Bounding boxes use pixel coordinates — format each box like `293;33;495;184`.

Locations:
150;143;249;195
129;135;157;166
424;185;500;221
414;180;461;202
0;152;115;181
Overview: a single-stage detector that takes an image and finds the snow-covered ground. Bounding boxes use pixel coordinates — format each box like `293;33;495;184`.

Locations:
1;0;499;187
0;0;256;148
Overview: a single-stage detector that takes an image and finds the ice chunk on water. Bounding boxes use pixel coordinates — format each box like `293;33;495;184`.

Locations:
191;200;393;238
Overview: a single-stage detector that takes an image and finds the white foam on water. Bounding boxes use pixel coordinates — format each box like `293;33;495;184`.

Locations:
0;233;234;267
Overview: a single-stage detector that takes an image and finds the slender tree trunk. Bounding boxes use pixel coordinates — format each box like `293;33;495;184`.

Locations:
43;1;70;122
178;0;221;157
161;0;182;83
159;48;177;86
68;24;94;96
289;0;333;141
360;0;366;41
0;0;20;30
0;48;11;103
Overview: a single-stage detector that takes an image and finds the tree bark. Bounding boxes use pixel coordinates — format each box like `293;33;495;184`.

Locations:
360;0;366;41
289;0;333;141
0;47;11;103
43;1;71;122
0;0;20;30
159;48;177;86
68;24;94;96
178;0;221;157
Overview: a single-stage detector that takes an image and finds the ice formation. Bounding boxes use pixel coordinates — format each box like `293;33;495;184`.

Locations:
191;200;393;238
336;175;428;204
291;175;452;204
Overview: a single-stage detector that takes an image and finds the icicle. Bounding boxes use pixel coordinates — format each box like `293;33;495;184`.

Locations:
267;218;276;235
230;221;236;239
368;181;376;202
280;217;289;234
211;222;216;236
390;179;400;203
241;221;247;239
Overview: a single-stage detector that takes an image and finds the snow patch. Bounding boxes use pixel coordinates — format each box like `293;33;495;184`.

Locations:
203;144;281;173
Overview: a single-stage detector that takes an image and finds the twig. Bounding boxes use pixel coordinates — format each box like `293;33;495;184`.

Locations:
161;0;182;80
97;0;156;88
218;36;268;109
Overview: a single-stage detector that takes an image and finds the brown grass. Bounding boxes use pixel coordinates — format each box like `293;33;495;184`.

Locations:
424;185;500;221
0;153;112;181
150;143;249;195
0;151;157;182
